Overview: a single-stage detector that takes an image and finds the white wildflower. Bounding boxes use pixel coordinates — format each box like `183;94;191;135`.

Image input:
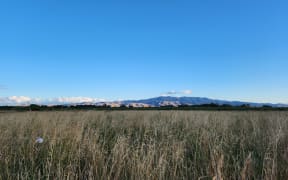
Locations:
36;137;44;144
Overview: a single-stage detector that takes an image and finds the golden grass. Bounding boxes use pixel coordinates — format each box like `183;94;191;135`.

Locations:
0;110;288;179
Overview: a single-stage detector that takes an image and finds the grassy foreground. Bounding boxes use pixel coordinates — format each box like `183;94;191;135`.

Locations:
0;111;288;179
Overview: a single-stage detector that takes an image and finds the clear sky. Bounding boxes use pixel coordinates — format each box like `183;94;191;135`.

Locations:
0;0;288;104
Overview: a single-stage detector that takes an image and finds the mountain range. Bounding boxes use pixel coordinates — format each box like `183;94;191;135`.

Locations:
90;96;288;108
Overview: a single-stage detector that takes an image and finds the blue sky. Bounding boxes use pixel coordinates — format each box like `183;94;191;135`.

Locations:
0;0;288;104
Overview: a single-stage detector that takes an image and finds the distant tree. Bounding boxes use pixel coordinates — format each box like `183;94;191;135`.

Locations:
201;103;219;107
29;104;41;111
222;104;232;107
179;104;190;108
120;104;127;108
128;105;134;109
240;104;250;108
262;105;272;108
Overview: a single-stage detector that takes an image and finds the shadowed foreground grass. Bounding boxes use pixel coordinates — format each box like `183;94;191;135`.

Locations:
0;111;288;179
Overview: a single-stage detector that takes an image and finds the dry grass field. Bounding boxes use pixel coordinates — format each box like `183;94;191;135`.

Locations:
0;111;288;179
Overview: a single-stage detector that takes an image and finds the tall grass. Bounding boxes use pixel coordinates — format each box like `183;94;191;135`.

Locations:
0;111;287;179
